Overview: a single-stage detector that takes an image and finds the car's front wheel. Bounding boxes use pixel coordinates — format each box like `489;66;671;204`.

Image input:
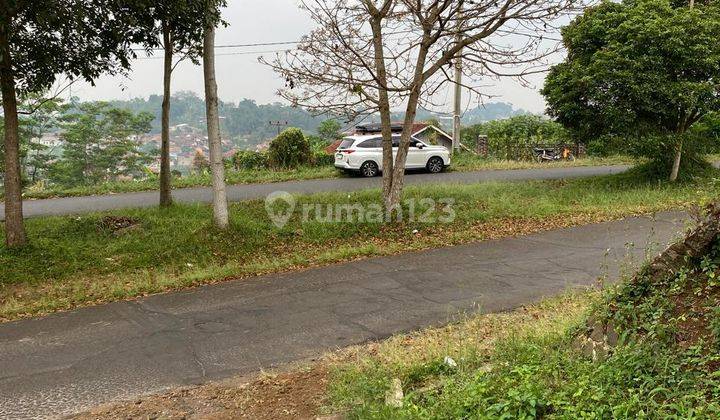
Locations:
360;161;379;177
426;156;444;174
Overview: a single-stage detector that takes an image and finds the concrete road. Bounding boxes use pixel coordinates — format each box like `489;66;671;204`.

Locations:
0;165;630;220
0;211;687;419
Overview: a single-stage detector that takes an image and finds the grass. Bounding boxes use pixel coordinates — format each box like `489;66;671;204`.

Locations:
450;153;636;171
327;239;720;418
1;166;717;321
9;154;640;200
17;165;341;200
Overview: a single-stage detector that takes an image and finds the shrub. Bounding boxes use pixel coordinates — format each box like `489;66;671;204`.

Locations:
268;128;311;169
461;115;570;160
232;150;268;170
311;151;335;167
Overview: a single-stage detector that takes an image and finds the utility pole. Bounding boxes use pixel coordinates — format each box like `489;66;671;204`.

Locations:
452;4;463;154
269;120;288;136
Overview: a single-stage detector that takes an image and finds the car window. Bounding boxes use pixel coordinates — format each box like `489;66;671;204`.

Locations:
338;138;355;149
357;138;381;148
392;136;400;148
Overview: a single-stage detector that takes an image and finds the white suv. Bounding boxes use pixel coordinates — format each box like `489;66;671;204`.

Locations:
334;134;451;177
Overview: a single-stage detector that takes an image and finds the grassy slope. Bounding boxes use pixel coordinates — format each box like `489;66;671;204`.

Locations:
328;242;720;418
12;155;636;200
1;167;717;320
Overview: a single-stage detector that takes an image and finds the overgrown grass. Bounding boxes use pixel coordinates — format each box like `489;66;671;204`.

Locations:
327;241;720;418
9;154;641;200
449;153;637;172
17;165;342;200
1;169;717;320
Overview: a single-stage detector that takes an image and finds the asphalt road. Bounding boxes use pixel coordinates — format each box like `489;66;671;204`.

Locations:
0;165;630;220
0;210;687;419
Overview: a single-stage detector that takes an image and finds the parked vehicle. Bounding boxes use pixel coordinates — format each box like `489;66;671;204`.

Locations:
334;134;451;177
532;146;575;163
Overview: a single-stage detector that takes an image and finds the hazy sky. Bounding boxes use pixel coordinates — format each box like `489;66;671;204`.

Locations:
72;0;558;114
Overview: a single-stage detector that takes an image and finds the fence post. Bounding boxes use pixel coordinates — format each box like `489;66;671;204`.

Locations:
477;135;488;157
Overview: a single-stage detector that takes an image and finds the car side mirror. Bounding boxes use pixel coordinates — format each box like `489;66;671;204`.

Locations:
416;143;424;149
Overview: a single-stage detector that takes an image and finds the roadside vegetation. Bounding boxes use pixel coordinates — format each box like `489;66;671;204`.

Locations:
328;212;720;418
1;165;717;320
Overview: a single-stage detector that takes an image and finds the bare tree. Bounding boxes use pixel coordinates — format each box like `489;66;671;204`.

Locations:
265;0;582;213
202;23;229;229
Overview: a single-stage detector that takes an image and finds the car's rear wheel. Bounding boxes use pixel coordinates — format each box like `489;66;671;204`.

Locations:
360;161;379;177
426;156;444;173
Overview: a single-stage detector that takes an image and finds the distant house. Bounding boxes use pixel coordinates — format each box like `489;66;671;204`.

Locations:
326;122;454;153
31;133;62;148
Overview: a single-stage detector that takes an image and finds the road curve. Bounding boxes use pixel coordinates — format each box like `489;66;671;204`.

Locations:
0;210;686;419
1;165;630;220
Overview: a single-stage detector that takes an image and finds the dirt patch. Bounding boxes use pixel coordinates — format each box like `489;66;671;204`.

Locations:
69;365;331;420
97;216;142;236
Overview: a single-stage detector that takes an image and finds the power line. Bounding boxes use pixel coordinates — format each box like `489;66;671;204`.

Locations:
133;40;299;52
134;49;293;60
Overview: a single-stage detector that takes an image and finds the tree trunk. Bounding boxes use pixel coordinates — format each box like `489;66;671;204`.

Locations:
385;37;431;214
202;24;229;229
0;18;27;247
669;135;683;182
159;21;173;207
369;18;394;210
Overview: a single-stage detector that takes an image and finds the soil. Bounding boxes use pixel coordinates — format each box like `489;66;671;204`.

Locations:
68;364;332;420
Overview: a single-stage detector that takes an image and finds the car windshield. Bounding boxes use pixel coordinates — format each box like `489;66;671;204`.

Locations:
338;138;355;149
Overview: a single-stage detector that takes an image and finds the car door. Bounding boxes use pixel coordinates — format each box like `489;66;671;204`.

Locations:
406;139;428;168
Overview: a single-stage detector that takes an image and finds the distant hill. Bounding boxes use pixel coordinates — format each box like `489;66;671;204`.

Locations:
108;92;531;147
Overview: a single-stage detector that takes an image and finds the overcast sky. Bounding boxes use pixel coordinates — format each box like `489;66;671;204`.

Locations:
72;0;558;114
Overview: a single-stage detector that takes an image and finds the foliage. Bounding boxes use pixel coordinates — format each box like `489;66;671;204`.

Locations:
543;0;720;171
268;128;311;168
0;96;65;183
317;119;342;142
132;0;226;65
231;150;268;170
1;1;149;96
461;115;570;160
192;149;210;174
48;102;153;186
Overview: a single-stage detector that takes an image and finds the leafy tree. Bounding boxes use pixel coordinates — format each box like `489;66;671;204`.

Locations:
49;103;153;186
317;119;341;142
0;0;147;247
1;96;68;184
268;128;311;169
543;0;720;180
132;0;225;207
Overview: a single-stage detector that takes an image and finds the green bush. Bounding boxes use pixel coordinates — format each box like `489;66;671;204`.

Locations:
232;150;268;170
268;128;311;169
311;151;335;167
461;115;570;160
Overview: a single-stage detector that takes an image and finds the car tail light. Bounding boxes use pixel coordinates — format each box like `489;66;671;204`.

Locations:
341;150;355;154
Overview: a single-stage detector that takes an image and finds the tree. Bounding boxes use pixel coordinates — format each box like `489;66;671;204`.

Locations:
542;0;720;180
192;148;210;173
133;0;221;208
0;95;65;184
317;119;342;142
266;0;581;215
49;103;153;186
268;128;312;168
0;0;146;247
203;18;229;229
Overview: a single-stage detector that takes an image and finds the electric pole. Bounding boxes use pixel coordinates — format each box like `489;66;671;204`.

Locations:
269;120;288;136
452;4;463;154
